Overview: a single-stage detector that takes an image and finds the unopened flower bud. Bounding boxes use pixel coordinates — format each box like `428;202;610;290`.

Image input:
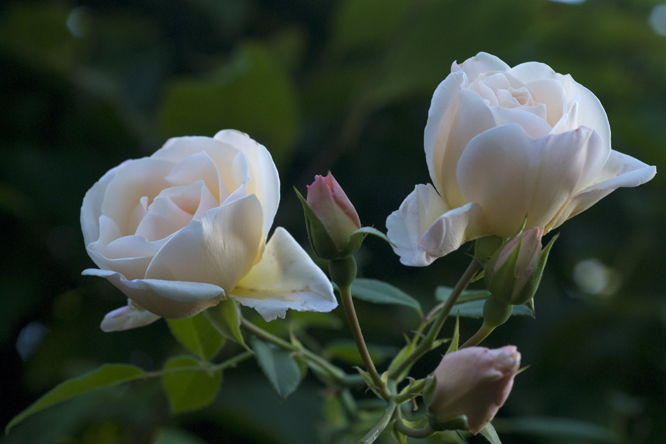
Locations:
485;227;556;306
296;173;363;260
425;346;521;434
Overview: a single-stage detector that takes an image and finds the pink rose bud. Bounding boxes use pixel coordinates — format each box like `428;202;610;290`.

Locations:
426;346;521;434
306;173;361;252
485;227;556;306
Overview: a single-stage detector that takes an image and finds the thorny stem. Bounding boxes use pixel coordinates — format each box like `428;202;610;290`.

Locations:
144;351;254;378
391;259;482;379
360;397;397;444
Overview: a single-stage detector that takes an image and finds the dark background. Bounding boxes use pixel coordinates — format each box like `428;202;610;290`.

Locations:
1;0;665;443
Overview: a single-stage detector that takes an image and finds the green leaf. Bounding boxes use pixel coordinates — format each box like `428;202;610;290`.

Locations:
157;41;299;169
162;356;222;414
445;316;460;355
435;286;491;304
167;313;225;360
479;422;502;444
251;336;301;400
351;278;422;315
6;364;145;433
153;427;209;444
203;299;248;349
387;335;417;380
449;300;534;319
324;339;395;366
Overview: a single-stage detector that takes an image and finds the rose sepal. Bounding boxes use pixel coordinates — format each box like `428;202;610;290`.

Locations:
295;187;342;260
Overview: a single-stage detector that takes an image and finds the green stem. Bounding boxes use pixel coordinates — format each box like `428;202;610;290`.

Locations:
460;322;495;348
339;283;391;399
240;318;358;386
394;420;435;439
360;397;397;444
396;378;427;404
391;259;481;379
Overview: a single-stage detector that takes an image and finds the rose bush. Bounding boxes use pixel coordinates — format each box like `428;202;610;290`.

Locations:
81;130;337;331
387;52;656;266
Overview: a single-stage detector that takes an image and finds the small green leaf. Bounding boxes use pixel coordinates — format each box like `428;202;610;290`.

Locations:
479;422;502;444
167;313;225;360
351;278;422;315
449;300;534;319
445;316;460;355
435;286;491;303
251;336;301;400
204;299;248;349
6;364;144;433
162;356;222;414
349;227;393;246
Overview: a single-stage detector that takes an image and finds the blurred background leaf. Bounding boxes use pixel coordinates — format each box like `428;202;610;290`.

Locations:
2;0;666;443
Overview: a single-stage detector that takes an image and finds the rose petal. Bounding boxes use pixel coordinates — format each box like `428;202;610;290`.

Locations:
165;151;226;202
135;194;193;241
490;106;551;138
100;299;161;332
214;130;280;239
458;124;609;236
101;157;175;236
386;184;451;266
420;202;486;260
231;227;337;321
83;268;225;318
145;194;263;292
81;165;119;246
548;150;657;229
459;52;511;83
510;63;610;152
428;87;496;208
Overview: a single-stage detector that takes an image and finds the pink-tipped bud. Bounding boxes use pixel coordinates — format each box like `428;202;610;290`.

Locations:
306;173;361;251
426;346;521;434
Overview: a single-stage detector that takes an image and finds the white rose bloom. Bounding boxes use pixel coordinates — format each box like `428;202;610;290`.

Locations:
81;130;337;331
387;52;656;266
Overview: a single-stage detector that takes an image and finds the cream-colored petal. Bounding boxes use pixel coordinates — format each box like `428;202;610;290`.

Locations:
386;184;451;266
548;150;656;229
145;194;263;292
101;158;175;236
434;88;497;209
82;268;225;318
81;165;119;246
424;70;465;199
165;151;226;202
458;124;609;236
135;194;193;241
232;227;337;321
214;130;280;238
420;202;487;260
489;106;551;138
460;52;511;82
100;299;161;332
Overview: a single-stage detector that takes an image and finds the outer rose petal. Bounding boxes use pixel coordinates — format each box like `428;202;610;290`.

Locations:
100;299;161;332
81;165;119;246
214;130;280;239
231;227;337;321
420;202;486;260
458;52;511;82
386;184;451;266
458;124;608;236
548;150;657;229
82;268;225;318
145;194;263;292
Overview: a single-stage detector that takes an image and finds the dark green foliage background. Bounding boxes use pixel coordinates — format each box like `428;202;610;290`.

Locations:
1;0;665;443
